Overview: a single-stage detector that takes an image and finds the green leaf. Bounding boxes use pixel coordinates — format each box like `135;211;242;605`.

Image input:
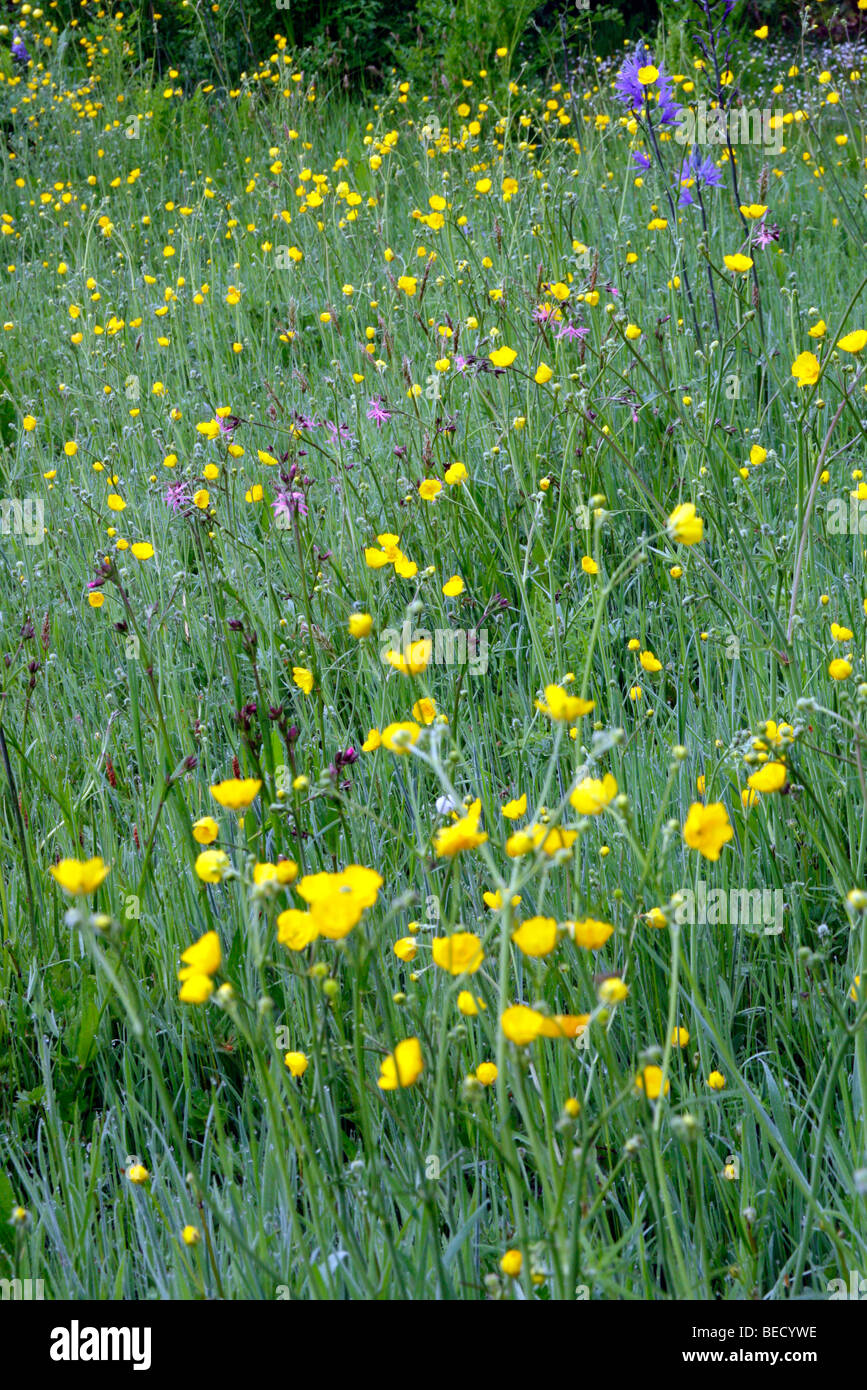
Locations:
0;1171;17;1255
76;978;100;1068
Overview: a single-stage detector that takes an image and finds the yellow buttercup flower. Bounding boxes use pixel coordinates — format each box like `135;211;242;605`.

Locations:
178;930;222;1003
458;990;486;1015
723;253;753;273
569;772;617;815
288;875;379;939
394;554;418;579
598;977;628;1004
195;849;230;883
385;640;432;676
569;916;614;950
505;830;538;858
500;1004;545;1045
49;856;110;895
179;974;214;1004
365;546;391;569
433;799;488;857
829;658;852;681
210;778;262;811
837;329;867;355
377;1037;424;1090
536;683;594;722
298;866;383;909
791;351;821;387
179;930;222;979
636;1066;670;1099
532;825;577;855
683;802;734;861
381;721;421;752
538;1013;589;1039
667;502;704;546
747;762;787;793
253;859;298;886
276;908;319;951
309;890;365;940
412;697;437;725
511;916;558;957
432;931;484;974
192;816;219;844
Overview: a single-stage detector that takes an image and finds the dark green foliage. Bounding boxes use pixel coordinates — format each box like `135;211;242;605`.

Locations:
35;0;662;88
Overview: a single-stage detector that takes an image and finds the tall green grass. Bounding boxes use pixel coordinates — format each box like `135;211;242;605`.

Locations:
1;2;867;1299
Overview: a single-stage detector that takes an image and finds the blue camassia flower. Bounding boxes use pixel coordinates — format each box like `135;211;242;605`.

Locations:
674;151;724;206
615;48;682;128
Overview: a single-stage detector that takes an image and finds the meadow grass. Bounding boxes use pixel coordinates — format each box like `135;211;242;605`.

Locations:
1;2;867;1301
